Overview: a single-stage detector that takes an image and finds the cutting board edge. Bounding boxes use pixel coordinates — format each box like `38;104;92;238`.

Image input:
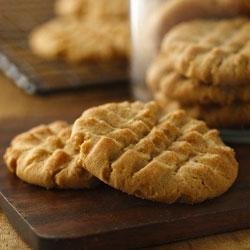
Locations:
0;190;40;249
1;187;250;250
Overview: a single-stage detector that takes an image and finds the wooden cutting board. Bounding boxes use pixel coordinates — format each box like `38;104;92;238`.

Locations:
0;0;128;94
0;117;250;250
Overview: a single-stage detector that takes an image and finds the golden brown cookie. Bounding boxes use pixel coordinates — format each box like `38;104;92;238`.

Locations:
87;0;128;20
146;54;171;94
55;0;128;20
71;101;238;204
4;121;97;189
55;0;88;18
156;95;250;128
150;0;250;48
185;103;250;128
147;55;250;105
161;17;250;85
29;17;130;63
161;73;250;105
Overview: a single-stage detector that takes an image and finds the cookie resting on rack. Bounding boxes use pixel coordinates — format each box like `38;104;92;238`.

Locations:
29;17;130;63
55;0;128;20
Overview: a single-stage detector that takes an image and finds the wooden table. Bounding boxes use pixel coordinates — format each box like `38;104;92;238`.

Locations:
1;73;250;250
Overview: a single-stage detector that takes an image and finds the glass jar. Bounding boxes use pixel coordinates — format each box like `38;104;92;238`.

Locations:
130;0;166;100
130;0;250;139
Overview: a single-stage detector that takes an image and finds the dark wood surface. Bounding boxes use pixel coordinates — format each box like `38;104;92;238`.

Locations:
0;116;250;250
0;0;128;94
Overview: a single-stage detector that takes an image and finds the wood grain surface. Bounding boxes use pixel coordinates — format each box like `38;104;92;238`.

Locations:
0;75;250;249
0;0;128;94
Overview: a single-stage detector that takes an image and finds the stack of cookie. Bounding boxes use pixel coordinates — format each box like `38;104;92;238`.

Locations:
3;101;238;204
29;0;130;63
147;17;250;128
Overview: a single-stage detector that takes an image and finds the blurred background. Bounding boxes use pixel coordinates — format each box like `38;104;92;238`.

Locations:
0;0;131;121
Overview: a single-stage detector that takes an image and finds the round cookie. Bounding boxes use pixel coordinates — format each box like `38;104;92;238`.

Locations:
161;17;250;85
88;0;128;20
55;0;128;20
150;0;250;47
185;103;250;128
156;95;250;128
29;17;130;63
4;121;97;189
146;54;171;94
55;0;88;18
147;55;250;105
160;73;250;105
71;101;238;204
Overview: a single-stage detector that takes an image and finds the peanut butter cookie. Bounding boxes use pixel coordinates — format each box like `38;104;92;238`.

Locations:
29;17;130;62
161;17;250;85
55;0;128;20
55;0;88;18
150;0;250;47
147;55;250;105
71;101;238;203
4;121;97;189
184;103;250;128
156;95;250;128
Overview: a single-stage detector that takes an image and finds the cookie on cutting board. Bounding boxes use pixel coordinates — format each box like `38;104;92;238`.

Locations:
71;101;238;203
4;121;98;189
